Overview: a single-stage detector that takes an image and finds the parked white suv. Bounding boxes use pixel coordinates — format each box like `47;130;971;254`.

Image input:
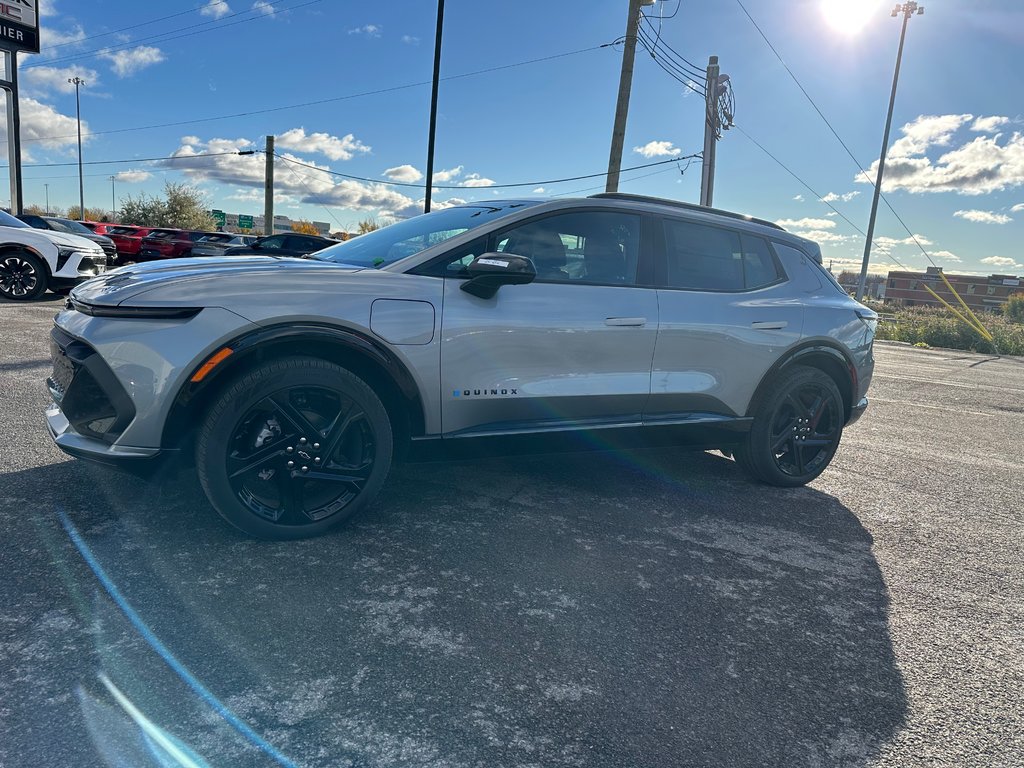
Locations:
0;209;107;300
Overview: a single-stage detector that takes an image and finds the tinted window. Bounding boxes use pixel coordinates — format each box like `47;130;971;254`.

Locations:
663;219;744;291
107;226;138;236
741;235;782;289
0;210;30;228
495;210;641;285
258;235;288;250
20;215;46;228
46;218;94;235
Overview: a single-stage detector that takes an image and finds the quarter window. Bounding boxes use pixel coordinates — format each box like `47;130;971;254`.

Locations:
662;219;745;291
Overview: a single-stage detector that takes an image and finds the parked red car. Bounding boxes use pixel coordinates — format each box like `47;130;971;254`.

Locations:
80;221;120;236
105;225;152;261
136;229;218;261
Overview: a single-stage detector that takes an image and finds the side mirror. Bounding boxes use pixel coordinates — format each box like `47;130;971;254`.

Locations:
460;253;537;299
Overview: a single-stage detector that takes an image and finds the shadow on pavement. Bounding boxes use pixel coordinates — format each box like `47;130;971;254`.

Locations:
2;449;907;767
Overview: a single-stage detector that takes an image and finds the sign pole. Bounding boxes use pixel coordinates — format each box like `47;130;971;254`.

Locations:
3;51;23;214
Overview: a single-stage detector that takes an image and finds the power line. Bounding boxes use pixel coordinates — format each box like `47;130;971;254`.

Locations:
42;1;231;52
277;157;349;232
23;44;614;144
24;0;327;70
274;152;701;190
733;0;942;270
637;28;706;95
0;150;253;170
638;14;706;77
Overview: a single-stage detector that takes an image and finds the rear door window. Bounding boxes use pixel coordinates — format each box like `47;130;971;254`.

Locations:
661;220;784;292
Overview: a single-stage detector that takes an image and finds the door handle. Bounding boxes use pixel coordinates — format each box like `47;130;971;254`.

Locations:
751;320;788;330
605;317;647;327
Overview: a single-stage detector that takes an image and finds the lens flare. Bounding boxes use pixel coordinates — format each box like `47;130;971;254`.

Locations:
820;0;885;33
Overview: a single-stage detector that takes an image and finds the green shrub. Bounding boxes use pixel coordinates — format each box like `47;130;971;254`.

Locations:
876;306;1024;356
1005;293;1024;323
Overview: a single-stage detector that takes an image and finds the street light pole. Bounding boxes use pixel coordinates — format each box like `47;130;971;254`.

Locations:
856;2;924;301
44;183;49;215
109;175;116;219
68;76;86;220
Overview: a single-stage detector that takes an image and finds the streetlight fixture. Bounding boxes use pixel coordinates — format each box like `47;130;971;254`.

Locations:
68;76;86;220
855;2;924;301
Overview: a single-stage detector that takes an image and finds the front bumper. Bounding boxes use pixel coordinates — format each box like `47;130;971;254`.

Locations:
847;396;868;426
46;404;161;465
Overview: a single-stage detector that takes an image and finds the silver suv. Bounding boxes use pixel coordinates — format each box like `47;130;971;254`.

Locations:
46;194;876;539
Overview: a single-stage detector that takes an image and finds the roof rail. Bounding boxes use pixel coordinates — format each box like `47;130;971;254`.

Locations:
588;193;785;231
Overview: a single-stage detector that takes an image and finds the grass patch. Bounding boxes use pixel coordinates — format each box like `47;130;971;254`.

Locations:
872;305;1024;357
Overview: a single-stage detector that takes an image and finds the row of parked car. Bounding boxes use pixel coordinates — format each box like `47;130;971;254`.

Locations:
32;217;334;264
0;212;339;300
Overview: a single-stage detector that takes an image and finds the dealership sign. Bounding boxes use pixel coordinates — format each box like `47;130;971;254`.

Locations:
0;0;39;54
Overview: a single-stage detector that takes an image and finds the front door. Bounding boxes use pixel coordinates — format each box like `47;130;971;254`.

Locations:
438;209;659;436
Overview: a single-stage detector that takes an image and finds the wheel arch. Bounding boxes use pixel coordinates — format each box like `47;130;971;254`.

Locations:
747;340;857;422
162;323;427;456
0;243;52;276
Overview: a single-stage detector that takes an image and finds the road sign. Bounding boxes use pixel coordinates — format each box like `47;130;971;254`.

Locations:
211;209;225;226
0;0;41;54
238;214;254;229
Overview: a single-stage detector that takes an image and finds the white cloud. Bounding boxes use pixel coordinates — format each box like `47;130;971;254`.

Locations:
200;0;231;18
251;0;275;16
888;114;973;159
971;116;1010;133
462;173;495;188
276;128;370;161
820;191;860;203
929;250;962;262
980;256;1022;269
0;97;89;158
113;169;152;183
98;46;166;77
21;65;99;96
382;164;422;183
401;35;419;45
953;209;1012;224
532;187;546;194
348;24;382;36
39;24;86;52
792;194;804;202
633;140;678;158
1010;203;1024;213
856;114;1024;195
797;230;852;244
776;217;837;230
872;234;933;255
432;165;463;183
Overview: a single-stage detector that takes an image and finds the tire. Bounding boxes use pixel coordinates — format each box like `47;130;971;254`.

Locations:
734;365;845;487
0;251;48;301
196;357;393;539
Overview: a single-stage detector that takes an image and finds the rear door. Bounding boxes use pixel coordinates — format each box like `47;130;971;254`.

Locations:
648;216;803;421
437;208;659;436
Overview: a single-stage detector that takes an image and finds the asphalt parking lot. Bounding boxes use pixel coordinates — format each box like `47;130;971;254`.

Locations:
1;294;1022;768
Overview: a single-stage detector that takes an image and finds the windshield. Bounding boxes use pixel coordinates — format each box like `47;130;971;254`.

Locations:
46;218;94;235
199;233;233;244
0;209;30;228
312;203;540;267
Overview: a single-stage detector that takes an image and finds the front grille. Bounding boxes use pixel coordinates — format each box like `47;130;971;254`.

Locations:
49;327;135;442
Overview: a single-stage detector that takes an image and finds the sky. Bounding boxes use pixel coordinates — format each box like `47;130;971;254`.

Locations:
2;0;1022;276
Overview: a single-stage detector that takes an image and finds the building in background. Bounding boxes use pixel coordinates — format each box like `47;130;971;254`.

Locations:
884;267;1023;313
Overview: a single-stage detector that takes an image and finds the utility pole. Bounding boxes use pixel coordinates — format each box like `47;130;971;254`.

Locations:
856;2;924;301
68;76;86;219
109;175;116;219
699;55;720;207
44;183;49;215
423;0;444;213
264;135;274;236
606;0;655;193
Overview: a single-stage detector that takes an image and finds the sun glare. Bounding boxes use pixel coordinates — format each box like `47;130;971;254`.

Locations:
820;0;885;33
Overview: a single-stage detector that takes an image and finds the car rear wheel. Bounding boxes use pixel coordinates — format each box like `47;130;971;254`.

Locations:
0;252;48;300
734;365;844;487
196;357;393;539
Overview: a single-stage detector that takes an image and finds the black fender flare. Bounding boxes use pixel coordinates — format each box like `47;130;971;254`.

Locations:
747;339;858;420
163;322;427;450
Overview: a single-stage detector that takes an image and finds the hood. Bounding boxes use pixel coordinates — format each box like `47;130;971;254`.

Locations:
71;255;363;305
1;225;102;252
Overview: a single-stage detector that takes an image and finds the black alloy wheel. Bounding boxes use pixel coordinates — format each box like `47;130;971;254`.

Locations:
735;365;845;487
0;253;47;300
197;358;393;539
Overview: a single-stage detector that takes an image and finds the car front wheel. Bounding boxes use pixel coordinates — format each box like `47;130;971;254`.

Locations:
735;365;845;487
196;357;393;539
0;251;48;300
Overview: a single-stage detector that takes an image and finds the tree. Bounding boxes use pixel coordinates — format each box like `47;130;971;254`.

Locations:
116;182;216;230
355;217;382;234
291;219;320;235
1005;292;1024;324
67;205;110;222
